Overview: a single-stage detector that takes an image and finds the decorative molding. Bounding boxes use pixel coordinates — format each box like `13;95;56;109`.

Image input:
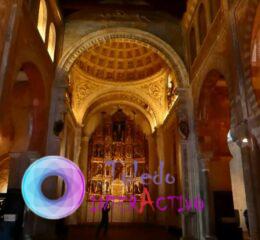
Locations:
82;91;158;131
140;76;166;106
58;27;189;88
99;10;152;23
73;78;100;108
85;91;156;118
70;66;168;125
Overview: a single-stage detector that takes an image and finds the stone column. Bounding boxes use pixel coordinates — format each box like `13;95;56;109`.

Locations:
179;137;193;240
0;3;18;100
155;126;166;196
155;126;167;224
175;88;201;240
199;153;217;240
228;137;247;231
73;126;82;165
77;135;90;224
8;152;24;189
147;133;158;224
179;137;199;240
46;76;67;156
8;151;37;189
235;122;260;240
59;115;68;157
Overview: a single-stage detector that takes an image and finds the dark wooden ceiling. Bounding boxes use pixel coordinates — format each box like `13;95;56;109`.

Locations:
58;0;187;19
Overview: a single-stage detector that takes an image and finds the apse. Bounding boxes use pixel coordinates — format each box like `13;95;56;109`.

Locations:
76;106;153;223
88;109;148;201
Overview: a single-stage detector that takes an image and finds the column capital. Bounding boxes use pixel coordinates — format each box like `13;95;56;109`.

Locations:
231;122;251;148
199;152;213;161
26;151;41;160
231;120;250;139
81;136;90;143
198;152;213;172
9;152;22;159
9;151;40;161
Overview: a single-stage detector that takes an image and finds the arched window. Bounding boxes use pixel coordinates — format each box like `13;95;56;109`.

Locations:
198;4;207;44
37;0;47;42
252;40;257;64
47;23;56;61
252;31;260;65
190;27;197;64
210;0;221;21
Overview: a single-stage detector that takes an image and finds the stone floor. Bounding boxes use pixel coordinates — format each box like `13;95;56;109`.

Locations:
61;225;180;240
29;225;251;240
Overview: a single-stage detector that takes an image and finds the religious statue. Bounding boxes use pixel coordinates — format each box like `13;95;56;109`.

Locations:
94;144;104;157
105;166;110;176
126;181;132;194
114;162;123;179
126;165;132;176
93;164;103;177
91;181;96;193
113;122;125;141
96;181;102;194
134;182;141;194
104;181;110;194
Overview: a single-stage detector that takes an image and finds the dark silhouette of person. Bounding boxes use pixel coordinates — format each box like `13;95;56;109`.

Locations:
96;202;111;239
244;209;250;236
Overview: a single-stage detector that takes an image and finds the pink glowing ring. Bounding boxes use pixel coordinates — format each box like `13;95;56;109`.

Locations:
22;156;85;220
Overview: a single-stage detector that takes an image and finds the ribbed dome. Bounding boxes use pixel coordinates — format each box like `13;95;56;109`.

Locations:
73;39;167;82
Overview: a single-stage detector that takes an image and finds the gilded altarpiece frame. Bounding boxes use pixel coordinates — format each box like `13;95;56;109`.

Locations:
87;110;148;202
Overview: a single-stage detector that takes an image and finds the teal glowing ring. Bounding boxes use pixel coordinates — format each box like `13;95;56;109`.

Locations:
21;156;85;220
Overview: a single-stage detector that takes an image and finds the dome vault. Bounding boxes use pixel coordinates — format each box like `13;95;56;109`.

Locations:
67;38;178;129
74;39;166;82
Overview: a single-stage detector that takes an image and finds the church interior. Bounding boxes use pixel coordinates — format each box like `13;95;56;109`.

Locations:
0;0;260;239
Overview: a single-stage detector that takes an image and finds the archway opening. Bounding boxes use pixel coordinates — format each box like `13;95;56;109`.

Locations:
0;69;32;193
0;63;46;192
197;70;247;238
58;33;185;233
